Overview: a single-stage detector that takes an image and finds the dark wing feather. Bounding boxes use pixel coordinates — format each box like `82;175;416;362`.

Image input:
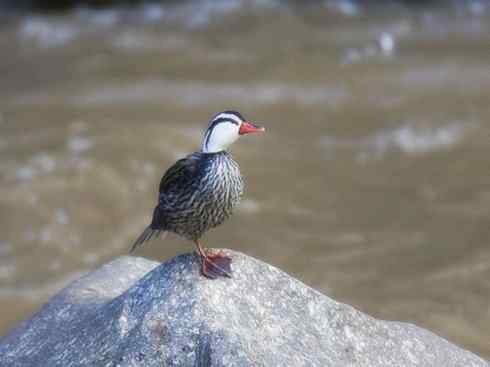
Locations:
130;154;199;253
130;226;164;253
158;154;200;195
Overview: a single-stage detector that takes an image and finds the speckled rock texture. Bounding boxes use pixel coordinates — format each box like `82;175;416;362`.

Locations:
0;251;487;367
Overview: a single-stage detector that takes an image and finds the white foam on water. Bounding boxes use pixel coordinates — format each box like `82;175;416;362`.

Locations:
468;0;487;15
320;122;472;158
342;33;397;64
67;136;94;154
378;32;395;55
15;0;285;50
15;154;57;182
77;8;119;27
16;166;35;181
371;123;466;154
175;0;244;29
324;0;360;16
32;153;57;173
112;32;192;53
74;81;347;108
141;4;166;23
342;45;380;64
20;17;79;47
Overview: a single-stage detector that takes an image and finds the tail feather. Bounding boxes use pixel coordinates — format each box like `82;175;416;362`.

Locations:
130;226;167;253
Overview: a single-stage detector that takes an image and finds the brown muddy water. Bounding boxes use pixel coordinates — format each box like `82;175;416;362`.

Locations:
0;1;489;358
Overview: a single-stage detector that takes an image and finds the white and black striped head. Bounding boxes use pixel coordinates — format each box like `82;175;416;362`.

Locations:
202;111;265;153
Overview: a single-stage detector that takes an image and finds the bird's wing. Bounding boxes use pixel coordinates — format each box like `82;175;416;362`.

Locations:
158;154;199;195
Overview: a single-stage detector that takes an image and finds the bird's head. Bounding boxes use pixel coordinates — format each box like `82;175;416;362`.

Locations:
202;111;265;153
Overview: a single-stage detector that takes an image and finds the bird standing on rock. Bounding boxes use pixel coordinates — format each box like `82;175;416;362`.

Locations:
131;111;265;279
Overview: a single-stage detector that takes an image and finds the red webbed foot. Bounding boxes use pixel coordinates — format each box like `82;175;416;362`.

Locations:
200;250;232;279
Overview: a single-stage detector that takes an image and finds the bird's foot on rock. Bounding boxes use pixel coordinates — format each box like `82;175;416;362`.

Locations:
200;251;232;279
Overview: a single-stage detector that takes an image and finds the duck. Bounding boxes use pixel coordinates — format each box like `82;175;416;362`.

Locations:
131;111;265;279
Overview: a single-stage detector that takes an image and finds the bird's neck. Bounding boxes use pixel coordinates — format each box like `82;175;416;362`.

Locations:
202;145;225;154
200;148;227;156
202;125;239;153
202;137;230;153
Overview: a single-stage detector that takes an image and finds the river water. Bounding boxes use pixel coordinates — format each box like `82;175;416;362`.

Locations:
0;1;489;358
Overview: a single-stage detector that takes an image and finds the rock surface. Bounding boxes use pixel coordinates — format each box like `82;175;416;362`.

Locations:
0;251;487;367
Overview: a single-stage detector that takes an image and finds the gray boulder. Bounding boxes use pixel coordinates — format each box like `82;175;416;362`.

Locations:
0;250;487;367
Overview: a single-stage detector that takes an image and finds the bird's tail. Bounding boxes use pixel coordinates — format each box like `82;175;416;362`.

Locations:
130;226;167;253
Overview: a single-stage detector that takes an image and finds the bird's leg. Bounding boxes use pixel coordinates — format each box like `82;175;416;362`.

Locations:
194;240;232;279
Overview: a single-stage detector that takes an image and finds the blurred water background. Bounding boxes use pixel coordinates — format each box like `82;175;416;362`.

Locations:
0;0;489;358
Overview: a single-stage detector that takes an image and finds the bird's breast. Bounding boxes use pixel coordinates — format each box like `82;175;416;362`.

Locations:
200;152;244;212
